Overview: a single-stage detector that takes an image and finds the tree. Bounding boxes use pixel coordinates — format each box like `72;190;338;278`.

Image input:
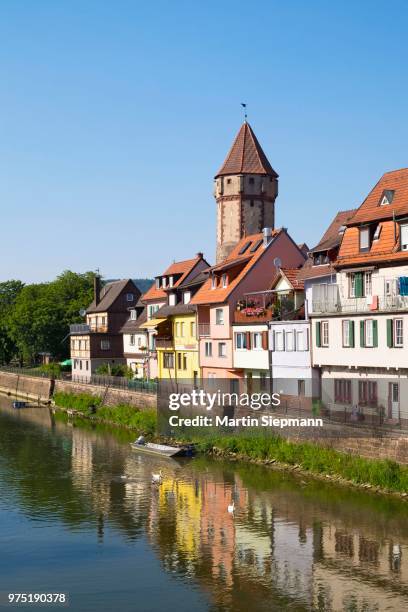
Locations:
0;280;24;363
6;271;95;363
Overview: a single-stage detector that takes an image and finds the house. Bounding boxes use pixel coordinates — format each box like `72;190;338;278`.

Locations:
190;227;306;385
155;266;210;383
70;276;140;381
121;301;148;378
140;254;209;380
311;169;408;425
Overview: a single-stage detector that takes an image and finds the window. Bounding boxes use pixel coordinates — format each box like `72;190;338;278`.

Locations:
335;379;352;404
130;334;135;346
364;272;372;296
175;322;180;336
364;319;374;347
380;190;394;206
215;308;224;325
155;278;160;289
250;200;254;207
401;224;408;251
395;319;403;347
373;224;381;240
359;227;370;252
177;352;182;370
238;241;252;255
321;321;329;347
252;332;262;349
79;360;82;370
183;291;191;304
218;342;227;357
169;276;174;287
85;361;89;371
205;341;212;357
235;332;247;349
296;329;308;351
350;273;356;297
180;322;185;336
249;177;255;185
359;381;377;406
148;304;160;319
342;320;354;348
275;330;284;351
130;310;137;320
126;293;134;301
222;274;228;288
162;277;167;288
163;352;174;369
101;316;106;326
190;321;196;337
169;293;176;306
227;178;231;185
211;275;217;289
385;278;398;296
285;331;294;351
298;380;305;397
101;340;110;350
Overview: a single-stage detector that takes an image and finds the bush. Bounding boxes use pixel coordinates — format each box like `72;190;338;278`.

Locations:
53;391;102;415
94;363;133;378
39;362;62;378
97;404;156;435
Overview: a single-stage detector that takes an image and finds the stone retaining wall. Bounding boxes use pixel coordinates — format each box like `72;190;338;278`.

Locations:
0;371;53;402
53;379;156;410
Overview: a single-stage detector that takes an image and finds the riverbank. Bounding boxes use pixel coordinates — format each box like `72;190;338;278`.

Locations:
50;392;408;499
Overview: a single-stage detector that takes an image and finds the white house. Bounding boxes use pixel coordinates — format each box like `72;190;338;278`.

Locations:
121;305;149;379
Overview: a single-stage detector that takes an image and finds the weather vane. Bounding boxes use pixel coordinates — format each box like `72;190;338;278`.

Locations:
241;102;247;121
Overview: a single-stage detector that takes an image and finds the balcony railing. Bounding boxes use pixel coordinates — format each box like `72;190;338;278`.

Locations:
234;308;274;323
312;293;408;314
70;324;90;334
155;336;173;349
198;323;211;337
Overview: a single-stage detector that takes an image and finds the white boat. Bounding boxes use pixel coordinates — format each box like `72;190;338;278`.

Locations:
130;441;194;458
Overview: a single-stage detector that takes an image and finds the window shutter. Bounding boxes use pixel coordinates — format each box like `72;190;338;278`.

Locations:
246;332;251;349
349;321;355;347
360;320;365;347
355;273;363;298
316;322;321;347
387;319;393;347
270;330;275;351
234;332;238;349
262;331;268;350
373;320;378;347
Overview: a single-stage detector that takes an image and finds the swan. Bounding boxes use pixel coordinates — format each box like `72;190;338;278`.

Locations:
227;501;235;514
152;469;163;484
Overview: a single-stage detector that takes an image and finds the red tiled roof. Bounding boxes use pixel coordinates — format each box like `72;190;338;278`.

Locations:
279;268;304;290
142;256;206;302
347;168;408;225
190;230;283;305
336;220;407;267
215;122;278;178
310;209;356;252
297;260;336;281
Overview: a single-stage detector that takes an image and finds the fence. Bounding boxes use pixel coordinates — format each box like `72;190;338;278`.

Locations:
0;367;157;395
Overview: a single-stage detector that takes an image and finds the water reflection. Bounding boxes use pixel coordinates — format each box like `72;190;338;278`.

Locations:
0;397;407;611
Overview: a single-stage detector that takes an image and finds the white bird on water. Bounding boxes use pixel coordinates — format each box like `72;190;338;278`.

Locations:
227;501;235;514
151;469;163;484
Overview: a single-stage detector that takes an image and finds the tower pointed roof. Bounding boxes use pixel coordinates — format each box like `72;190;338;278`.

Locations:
215;122;278;178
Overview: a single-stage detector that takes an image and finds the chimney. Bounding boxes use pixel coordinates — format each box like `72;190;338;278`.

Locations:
196;252;203;259
94;275;101;305
262;227;273;248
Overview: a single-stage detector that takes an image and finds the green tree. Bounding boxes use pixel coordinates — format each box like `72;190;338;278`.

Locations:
0;280;24;363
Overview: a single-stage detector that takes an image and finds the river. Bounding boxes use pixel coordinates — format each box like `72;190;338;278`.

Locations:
0;395;407;611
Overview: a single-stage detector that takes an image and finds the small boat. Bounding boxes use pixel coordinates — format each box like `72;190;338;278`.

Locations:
13;401;27;409
130;441;195;458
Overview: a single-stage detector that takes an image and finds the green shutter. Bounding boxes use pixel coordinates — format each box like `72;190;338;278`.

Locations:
355;273;363;298
387;319;393;348
360;320;365;347
373;320;378;347
349;321;355;347
316;322;321;347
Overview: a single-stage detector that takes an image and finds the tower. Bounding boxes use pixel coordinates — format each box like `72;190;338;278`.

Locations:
214;122;278;262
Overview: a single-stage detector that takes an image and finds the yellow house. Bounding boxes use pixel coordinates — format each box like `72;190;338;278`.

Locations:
154;264;209;382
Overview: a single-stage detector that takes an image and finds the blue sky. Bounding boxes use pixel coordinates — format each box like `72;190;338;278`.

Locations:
1;1;408;283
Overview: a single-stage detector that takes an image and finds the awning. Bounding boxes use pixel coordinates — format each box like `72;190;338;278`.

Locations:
60;359;72;366
140;318;167;329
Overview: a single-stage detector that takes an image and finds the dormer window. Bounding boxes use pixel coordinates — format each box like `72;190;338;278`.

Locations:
155;278;160;289
400;224;408;251
222;273;228;288
338;225;346;235
162;277;167;289
359;227;371;252
183;291;191;304
380;190;395;206
313;252;329;266
211;275;217;289
169;293;176;306
169;276;174;287
130;310;137;320
373;224;382;240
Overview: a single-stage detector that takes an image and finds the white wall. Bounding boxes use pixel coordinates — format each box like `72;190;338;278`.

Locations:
232;324;269;370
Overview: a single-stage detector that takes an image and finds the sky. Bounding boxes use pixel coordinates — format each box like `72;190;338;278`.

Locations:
1;0;408;283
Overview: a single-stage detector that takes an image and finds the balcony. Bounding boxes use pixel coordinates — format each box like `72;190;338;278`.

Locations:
312;289;408;314
234;307;274;324
155;336;173;349
70;324;90;334
198;323;211;337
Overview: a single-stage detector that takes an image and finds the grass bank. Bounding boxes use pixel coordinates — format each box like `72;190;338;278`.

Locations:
53;391;156;436
52;391;408;495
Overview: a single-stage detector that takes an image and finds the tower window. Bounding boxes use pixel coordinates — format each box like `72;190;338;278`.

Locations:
249;177;255;185
227;178;232;184
250;200;254;208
